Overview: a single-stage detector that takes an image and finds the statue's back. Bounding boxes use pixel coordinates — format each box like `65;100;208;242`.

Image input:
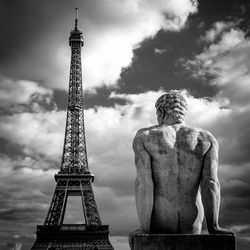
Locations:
139;124;211;233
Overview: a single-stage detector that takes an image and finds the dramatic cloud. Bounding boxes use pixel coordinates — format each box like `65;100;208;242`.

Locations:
0;77;57;114
186;24;250;107
83;0;198;89
0;77;63;162
0;112;65;161
0;0;197;90
201;21;235;43
0;77;52;106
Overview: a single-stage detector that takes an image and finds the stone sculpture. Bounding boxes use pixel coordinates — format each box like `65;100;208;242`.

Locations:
130;90;233;249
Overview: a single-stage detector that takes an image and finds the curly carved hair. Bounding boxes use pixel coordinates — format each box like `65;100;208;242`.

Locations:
155;90;188;123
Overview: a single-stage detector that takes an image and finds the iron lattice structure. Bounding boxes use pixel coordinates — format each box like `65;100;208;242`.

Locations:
31;9;113;250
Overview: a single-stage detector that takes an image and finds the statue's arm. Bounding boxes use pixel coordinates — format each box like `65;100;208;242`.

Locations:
133;131;154;233
200;135;233;235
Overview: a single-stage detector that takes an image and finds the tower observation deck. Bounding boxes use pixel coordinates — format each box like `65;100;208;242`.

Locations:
31;8;114;250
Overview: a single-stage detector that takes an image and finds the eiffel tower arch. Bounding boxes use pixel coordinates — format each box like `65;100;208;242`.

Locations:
31;8;114;250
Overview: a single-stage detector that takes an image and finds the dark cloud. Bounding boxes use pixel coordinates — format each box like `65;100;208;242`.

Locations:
213;110;250;165
115;0;250;102
0;138;24;158
97;175;134;197
53;89;68;110
197;0;250;27
54;85;127;111
0;0;69;83
222;182;250;199
0;206;45;223
117;25;217;98
0;93;57;115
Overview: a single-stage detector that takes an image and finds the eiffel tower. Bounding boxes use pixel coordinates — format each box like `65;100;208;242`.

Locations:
31;9;114;250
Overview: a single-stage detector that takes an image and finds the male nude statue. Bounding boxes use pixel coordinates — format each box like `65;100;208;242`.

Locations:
130;90;232;248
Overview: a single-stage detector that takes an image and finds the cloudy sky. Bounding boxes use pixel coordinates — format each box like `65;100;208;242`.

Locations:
0;0;250;249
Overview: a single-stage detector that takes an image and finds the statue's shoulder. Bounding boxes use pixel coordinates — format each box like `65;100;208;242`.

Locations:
133;126;160;147
133;126;160;152
134;125;160;138
199;128;218;146
182;125;218;146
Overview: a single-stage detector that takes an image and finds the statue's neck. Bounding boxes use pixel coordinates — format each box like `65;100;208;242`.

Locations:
158;117;185;126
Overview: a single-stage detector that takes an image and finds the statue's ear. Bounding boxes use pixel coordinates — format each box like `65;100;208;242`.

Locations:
157;107;165;124
159;107;165;119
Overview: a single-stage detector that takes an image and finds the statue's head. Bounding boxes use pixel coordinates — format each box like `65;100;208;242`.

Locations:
155;90;188;125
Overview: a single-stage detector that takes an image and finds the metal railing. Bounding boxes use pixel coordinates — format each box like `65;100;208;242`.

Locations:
61;224;86;231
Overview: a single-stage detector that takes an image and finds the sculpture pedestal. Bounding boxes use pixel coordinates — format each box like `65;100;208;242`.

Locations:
134;234;235;250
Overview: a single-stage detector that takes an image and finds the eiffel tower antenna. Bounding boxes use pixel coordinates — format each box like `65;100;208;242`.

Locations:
75;8;78;29
31;9;113;250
